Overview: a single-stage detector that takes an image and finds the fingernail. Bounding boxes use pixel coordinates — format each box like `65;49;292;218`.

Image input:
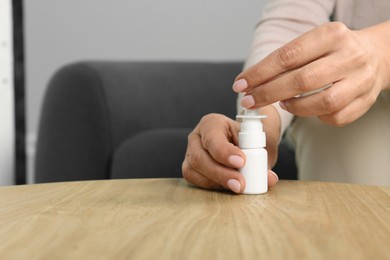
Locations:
241;95;255;108
228;155;244;168
279;101;286;110
227;179;241;193
232;79;248;92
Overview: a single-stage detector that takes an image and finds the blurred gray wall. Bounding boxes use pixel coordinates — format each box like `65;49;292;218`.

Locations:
25;0;267;135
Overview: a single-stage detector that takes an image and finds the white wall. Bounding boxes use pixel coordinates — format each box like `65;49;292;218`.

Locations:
0;0;15;185
24;0;267;181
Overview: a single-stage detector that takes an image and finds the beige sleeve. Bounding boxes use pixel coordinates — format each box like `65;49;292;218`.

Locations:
237;0;336;136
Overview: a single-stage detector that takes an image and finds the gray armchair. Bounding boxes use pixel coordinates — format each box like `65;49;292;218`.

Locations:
35;61;296;183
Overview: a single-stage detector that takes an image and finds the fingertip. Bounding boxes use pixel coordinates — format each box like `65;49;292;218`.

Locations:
268;170;279;187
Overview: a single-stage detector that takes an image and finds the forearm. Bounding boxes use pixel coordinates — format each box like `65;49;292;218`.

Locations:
244;0;335;69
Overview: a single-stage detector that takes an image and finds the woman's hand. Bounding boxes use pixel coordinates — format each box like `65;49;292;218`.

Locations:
182;110;279;194
233;21;390;126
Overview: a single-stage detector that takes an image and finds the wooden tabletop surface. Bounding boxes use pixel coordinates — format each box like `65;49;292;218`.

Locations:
0;179;389;260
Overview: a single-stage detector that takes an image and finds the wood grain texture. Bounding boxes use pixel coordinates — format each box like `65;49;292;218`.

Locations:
0;179;389;260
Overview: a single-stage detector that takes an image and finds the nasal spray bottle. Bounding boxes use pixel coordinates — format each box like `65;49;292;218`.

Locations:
236;109;268;194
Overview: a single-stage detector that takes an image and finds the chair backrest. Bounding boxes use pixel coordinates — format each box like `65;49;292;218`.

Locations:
35;61;243;182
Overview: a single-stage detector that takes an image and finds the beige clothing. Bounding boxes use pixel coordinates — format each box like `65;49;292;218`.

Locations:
239;0;390;185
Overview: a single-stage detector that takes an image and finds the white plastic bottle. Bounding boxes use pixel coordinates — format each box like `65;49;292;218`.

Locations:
236;109;268;194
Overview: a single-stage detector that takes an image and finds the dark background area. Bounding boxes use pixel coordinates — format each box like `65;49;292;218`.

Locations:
13;0;26;184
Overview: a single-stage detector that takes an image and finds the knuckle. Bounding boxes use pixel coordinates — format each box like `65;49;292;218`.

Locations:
327;22;349;41
362;65;377;86
366;91;378;107
187;131;196;143
201;134;230;162
354;48;370;64
276;43;303;69
199;114;213;125
363;87;378;107
187;132;200;148
348;47;370;69
294;69;316;92
367;66;377;82
200;113;226;126
320;114;347;127
181;161;191;179
187;151;202;168
201;134;214;151
321;92;339;112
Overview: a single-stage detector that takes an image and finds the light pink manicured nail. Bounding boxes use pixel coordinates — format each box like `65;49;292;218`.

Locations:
241;95;255;108
232;79;248;92
227;179;241;193
228;155;244;168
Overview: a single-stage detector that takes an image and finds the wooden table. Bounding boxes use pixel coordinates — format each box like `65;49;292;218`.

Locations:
0;179;389;259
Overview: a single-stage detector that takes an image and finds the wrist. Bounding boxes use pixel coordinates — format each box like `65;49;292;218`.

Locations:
361;21;390;91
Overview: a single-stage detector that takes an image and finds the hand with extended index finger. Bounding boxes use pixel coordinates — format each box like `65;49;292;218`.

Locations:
233;21;390;127
182;113;279;194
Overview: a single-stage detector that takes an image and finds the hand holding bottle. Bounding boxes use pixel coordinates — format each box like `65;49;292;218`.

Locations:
182;106;280;194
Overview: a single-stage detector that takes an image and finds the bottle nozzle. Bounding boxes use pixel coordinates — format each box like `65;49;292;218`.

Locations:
236;109;267;121
236;109;266;149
